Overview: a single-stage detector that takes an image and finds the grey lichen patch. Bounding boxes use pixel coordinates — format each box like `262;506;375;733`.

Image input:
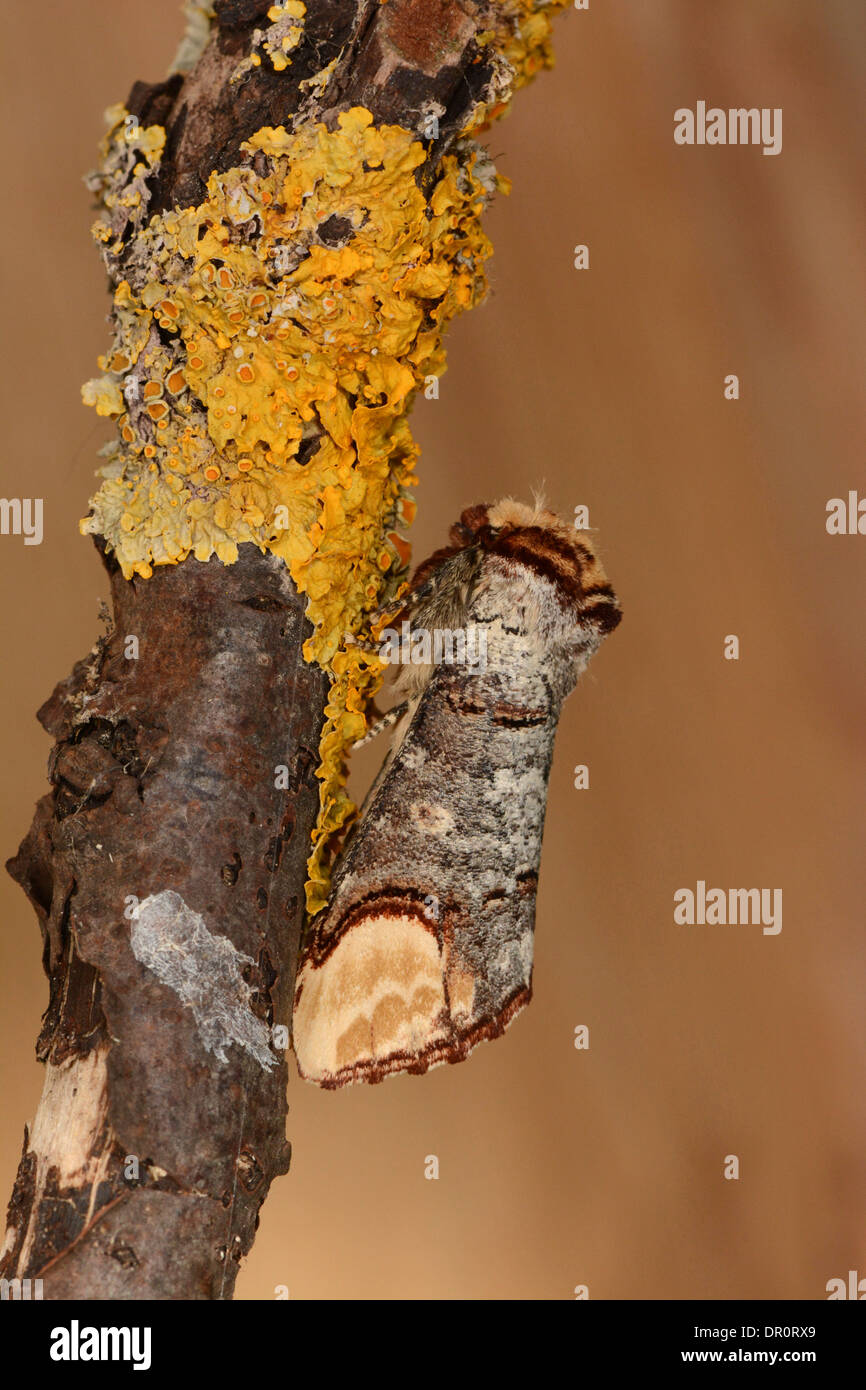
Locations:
170;1;216;75
130;890;275;1070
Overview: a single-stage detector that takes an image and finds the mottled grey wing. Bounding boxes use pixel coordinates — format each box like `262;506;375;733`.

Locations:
292;568;567;1087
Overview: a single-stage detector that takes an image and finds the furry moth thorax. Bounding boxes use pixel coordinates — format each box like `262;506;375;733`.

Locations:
292;498;621;1089
387;498;620;698
416;496;620;634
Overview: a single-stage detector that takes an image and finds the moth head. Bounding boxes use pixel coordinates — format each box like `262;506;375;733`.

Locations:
451;497;622;638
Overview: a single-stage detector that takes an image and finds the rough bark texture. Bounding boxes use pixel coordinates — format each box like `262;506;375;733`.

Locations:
140;0;496;215
1;0;547;1299
3;546;325;1298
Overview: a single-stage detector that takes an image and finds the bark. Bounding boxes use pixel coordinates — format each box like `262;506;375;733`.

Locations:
1;0;557;1298
3;547;322;1298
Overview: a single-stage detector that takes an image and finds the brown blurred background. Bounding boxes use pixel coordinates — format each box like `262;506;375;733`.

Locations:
1;0;864;1300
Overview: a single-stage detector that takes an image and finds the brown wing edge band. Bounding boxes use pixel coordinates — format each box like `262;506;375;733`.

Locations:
297;981;534;1089
297;888;440;973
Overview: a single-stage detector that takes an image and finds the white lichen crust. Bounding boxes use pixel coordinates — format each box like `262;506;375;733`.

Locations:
130;890;276;1070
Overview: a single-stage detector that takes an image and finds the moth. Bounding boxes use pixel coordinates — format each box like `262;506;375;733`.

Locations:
292;498;621;1087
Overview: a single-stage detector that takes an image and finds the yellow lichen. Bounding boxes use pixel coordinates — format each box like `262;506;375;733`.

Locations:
232;0;306;79
264;1;306;71
465;0;568;134
86;106;167;260
500;0;565;87
81;2;564;912
82;106;497;910
82;375;125;417
299;54;338;98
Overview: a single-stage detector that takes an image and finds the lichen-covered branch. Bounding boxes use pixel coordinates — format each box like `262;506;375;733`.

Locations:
2;0;567;1299
2;549;323;1298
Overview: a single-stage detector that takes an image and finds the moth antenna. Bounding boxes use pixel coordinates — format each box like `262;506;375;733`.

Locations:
386;562;463;627
397;571;440;612
530;481;548;515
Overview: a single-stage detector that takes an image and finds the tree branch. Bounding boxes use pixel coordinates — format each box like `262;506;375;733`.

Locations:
1;0;567;1299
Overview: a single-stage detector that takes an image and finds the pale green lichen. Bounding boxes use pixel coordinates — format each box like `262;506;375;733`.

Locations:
169;1;216;76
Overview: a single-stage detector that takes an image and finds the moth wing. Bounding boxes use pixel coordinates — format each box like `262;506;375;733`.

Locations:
292;657;551;1088
293;505;620;1089
292;895;457;1087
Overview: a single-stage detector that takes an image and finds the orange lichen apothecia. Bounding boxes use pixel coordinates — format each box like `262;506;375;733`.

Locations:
81;2;566;911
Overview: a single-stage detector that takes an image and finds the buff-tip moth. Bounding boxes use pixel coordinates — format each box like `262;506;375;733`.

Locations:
291;499;621;1087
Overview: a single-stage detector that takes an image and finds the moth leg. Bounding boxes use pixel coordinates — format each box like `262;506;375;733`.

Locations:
351;702;409;748
359;593;420;632
342;632;382;655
